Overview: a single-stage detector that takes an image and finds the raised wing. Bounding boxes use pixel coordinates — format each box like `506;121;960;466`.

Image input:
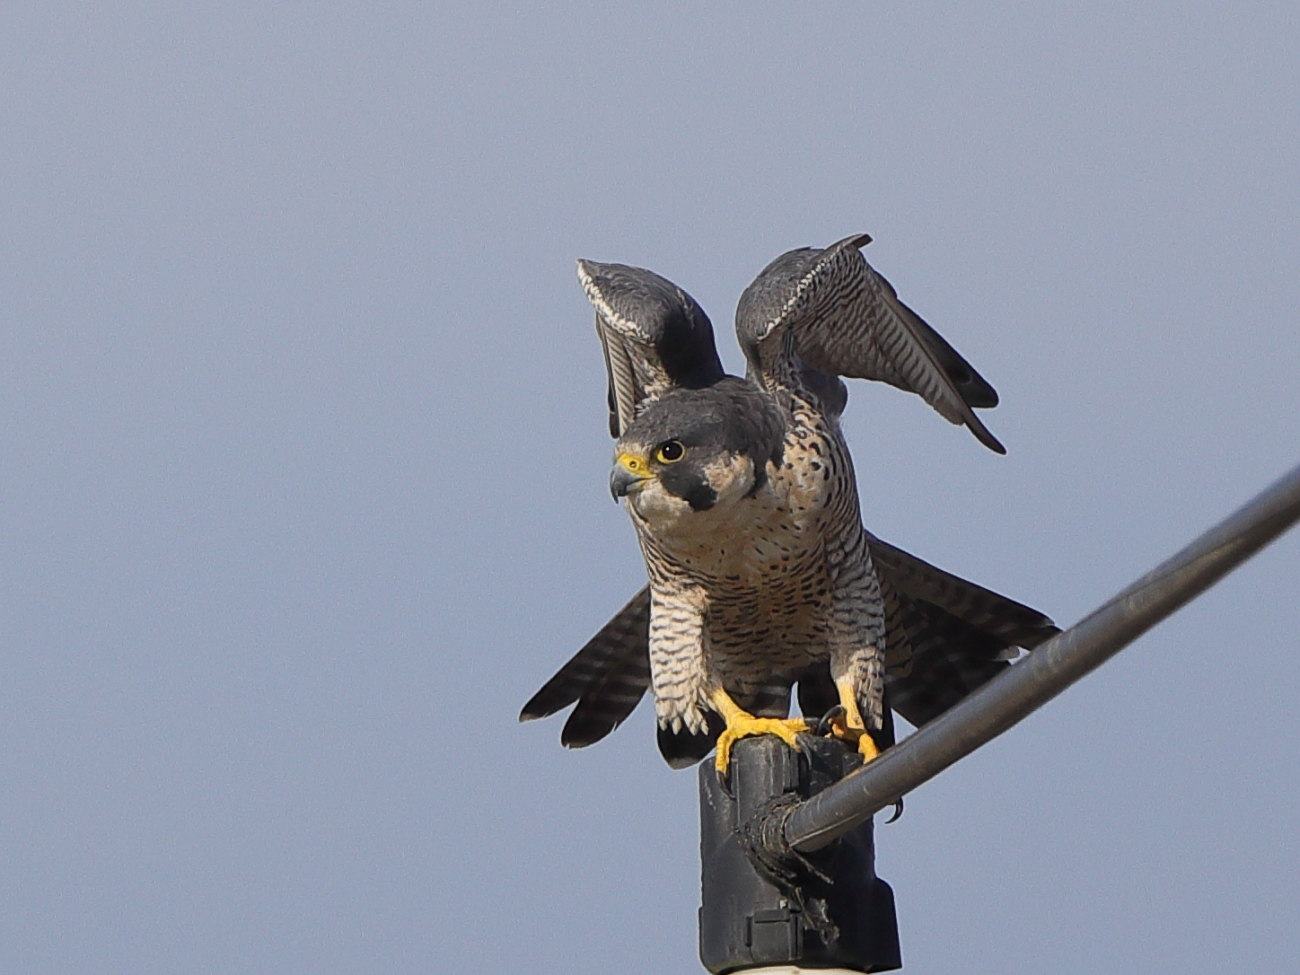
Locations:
735;234;1006;453
577;260;726;438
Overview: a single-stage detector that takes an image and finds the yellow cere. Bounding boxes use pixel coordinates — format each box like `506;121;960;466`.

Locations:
617;452;650;476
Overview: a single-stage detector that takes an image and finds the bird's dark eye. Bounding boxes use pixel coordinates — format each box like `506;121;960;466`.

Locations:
655;440;685;463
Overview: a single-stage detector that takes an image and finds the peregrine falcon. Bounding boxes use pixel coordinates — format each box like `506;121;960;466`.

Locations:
522;234;1057;771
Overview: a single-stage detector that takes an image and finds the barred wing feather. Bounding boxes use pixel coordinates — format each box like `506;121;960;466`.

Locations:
735;234;1005;453
577;260;725;438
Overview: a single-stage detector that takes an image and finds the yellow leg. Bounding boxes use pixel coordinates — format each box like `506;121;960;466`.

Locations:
827;676;880;762
710;687;809;774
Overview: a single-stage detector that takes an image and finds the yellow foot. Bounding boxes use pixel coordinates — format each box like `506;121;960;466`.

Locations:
858;732;880;762
708;686;809;774
714;715;809;773
825;707;879;758
827;677;882;764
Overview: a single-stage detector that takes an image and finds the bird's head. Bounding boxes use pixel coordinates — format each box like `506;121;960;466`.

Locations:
610;380;784;520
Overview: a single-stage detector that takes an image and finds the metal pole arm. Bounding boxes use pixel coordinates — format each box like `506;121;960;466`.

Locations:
786;461;1300;853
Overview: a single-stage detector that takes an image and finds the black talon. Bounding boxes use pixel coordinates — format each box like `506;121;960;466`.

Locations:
815;705;846;736
885;798;904;824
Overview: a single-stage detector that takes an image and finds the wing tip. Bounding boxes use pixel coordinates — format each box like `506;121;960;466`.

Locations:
983;433;1008;455
518;701;551;723
560;714;625;749
827;232;873;253
965;414;1007;454
519;683;576;723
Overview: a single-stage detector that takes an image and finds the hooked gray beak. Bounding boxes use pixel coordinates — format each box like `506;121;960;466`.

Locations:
610;464;641;500
610;453;652;500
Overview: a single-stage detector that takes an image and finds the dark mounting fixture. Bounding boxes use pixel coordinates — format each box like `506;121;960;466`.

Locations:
699;735;900;973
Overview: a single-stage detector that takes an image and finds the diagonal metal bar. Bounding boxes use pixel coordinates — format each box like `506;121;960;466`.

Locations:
786;461;1300;853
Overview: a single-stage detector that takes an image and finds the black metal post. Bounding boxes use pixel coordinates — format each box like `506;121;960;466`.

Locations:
698;735;901;973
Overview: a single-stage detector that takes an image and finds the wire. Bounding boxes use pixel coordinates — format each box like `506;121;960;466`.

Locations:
785;461;1300;853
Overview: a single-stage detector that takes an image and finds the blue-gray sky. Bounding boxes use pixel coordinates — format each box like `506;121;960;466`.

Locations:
2;4;1297;973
